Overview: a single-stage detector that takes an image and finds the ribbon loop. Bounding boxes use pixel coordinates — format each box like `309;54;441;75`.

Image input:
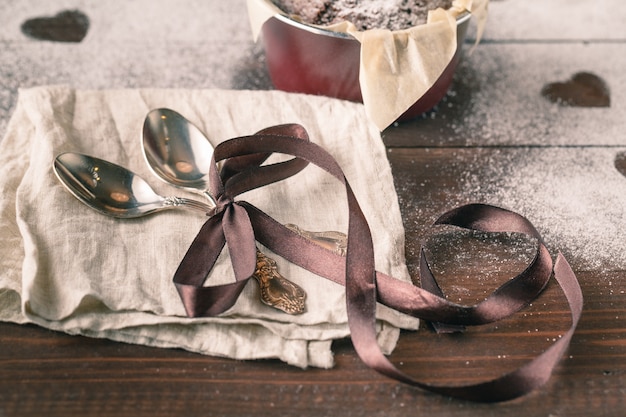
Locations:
173;214;247;317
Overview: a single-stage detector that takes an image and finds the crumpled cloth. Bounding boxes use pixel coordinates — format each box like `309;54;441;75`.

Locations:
0;86;418;368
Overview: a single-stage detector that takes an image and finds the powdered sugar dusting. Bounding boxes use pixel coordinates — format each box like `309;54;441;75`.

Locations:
325;0;453;30
441;44;626;147
459;147;626;272
273;0;453;31
391;146;626;275
422;229;538;304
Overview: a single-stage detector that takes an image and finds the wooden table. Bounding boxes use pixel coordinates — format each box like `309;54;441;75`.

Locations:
1;1;625;416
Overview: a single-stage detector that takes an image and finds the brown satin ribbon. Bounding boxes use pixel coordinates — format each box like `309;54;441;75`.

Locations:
173;126;583;403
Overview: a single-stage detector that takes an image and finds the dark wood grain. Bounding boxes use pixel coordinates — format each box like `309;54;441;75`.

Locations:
2;144;625;417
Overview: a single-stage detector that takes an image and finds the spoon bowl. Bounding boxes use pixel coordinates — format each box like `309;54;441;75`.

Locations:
142;108;216;204
53;152;212;219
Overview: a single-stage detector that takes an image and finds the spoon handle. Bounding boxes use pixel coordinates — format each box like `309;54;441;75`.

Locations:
252;226;347;315
253;249;306;315
164;196;214;213
284;224;347;256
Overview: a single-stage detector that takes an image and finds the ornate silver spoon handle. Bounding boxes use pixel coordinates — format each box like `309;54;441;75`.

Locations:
252;226;347;315
253;250;306;315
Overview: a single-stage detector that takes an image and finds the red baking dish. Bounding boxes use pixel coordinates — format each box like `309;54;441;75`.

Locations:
261;11;472;122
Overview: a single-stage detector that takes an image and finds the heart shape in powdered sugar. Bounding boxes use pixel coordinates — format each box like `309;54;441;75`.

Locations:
541;72;610;107
614;151;626;179
21;9;90;43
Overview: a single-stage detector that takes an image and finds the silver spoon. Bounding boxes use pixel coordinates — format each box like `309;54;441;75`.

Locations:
53;152;213;219
54;151;307;315
142;108;217;206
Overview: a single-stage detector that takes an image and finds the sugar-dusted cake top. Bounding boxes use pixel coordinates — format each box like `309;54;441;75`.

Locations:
272;0;454;31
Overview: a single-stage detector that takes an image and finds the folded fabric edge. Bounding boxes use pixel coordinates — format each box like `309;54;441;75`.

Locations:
8;290;406;369
31;317;336;369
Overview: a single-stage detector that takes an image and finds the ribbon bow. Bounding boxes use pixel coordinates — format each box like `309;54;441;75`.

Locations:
172;124;582;403
173;123;311;316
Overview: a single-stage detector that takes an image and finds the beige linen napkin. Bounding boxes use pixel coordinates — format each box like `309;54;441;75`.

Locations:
0;86;418;368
